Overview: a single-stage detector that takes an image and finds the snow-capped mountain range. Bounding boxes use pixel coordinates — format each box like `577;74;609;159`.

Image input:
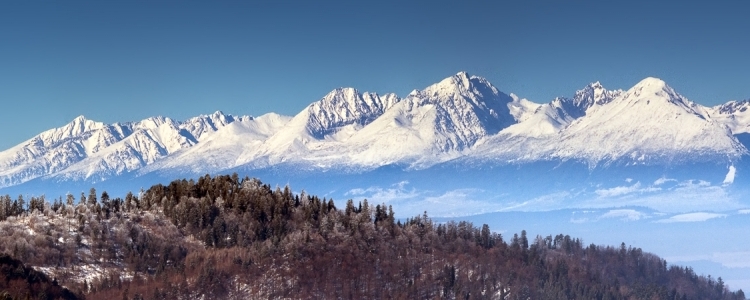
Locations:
0;72;748;190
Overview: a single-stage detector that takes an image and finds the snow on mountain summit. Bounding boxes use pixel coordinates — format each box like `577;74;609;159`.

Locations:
38;115;106;146
304;87;400;138
0;73;748;190
140;112;291;175
247;87;401;166
570;81;624;112
710;99;750;135
339;72;518;167
552;77;744;164
0;112;247;188
500;81;623;138
181;110;240;141
242;72;518;168
411;71;516;136
476;77;746;165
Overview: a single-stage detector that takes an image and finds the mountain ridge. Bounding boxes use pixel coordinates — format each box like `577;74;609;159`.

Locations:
0;72;747;189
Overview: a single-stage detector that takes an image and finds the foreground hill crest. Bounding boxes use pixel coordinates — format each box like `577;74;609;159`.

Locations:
0;72;747;188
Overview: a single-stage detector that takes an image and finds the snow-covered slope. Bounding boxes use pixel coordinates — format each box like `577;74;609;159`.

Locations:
338;72;517;167
476;78;746;165
710;99;750;135
501;82;624;137
0;72;748;191
142;113;291;173
302;88;400;138
0;111;246;187
554;78;743;164
248;88;401;166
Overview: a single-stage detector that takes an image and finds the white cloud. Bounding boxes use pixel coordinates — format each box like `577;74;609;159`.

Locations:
595;182;642;197
654;177;677;186
678;180;711;187
667;252;750;268
725;279;750;293
594;182;661;197
344;183;501;217
655;212;727;223
712;251;750;268
499;191;571;212
570;209;650;223
579;178;740;213
723;165;736;185
600;209;648;221
394;180;409;189
345;178;742;217
408;189;505;217
346;188;366;196
569;210;599;223
344;181;420;204
738;209;750;215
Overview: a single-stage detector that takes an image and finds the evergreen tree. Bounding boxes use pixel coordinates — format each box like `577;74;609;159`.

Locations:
16;195;25;215
88;188;97;207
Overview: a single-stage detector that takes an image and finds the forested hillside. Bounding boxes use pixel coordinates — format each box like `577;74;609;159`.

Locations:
0;254;80;299
0;174;745;299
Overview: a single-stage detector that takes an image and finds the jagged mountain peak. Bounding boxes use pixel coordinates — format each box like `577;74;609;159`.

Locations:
419;71;500;100
709;99;750;135
324;87;359;98
716;99;750;114
570;81;623;109
315;87;370;110
67;114;98;127
205;110;234;123
193;110;238;124
548;77;745;165
616;77;699;111
504;81;623;137
181;111;240;141
38;115;106;144
577;81;606;96
412;73;513;121
134;115;172;128
71;114;87;122
634;76;668;87
295;86;400;138
2;72;750;192
349;72;517;158
627;77;676;97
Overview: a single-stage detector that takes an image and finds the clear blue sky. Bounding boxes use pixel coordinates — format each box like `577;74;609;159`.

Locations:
1;1;748;150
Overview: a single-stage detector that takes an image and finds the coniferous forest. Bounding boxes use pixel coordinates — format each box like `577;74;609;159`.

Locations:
0;174;745;299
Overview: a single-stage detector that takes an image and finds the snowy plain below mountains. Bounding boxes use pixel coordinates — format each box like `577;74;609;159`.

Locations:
2;71;750;291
